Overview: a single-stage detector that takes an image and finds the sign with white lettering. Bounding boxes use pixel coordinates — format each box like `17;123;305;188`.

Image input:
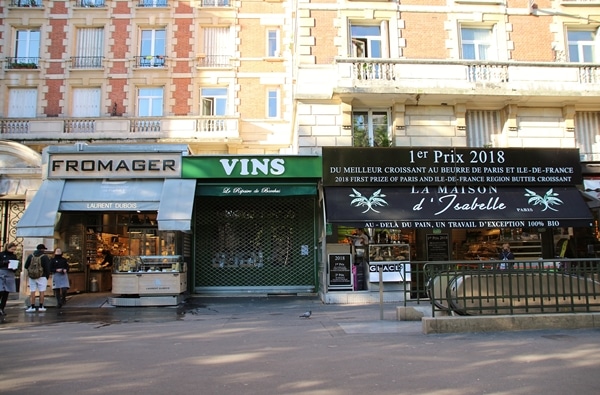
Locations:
328;254;352;288
48;153;181;179
59;202;159;211
324;186;594;229
197;184;317;196
182;156;322;179
322;147;582;186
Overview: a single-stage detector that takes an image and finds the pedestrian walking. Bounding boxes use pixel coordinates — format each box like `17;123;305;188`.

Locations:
0;242;19;317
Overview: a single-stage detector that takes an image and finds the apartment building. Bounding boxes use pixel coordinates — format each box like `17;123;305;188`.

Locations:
293;0;600;302
0;0;296;245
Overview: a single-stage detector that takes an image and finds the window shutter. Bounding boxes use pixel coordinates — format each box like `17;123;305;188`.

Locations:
8;89;37;118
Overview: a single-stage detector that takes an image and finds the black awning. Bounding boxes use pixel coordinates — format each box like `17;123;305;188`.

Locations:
324;186;594;229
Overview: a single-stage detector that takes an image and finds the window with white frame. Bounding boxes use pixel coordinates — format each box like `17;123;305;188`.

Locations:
575;112;600;160
267;89;279;119
201;27;233;67
201;88;228;116
138;87;163;116
567;30;597;62
267;29;280;57
466;110;501;147
352;110;391;147
14;29;41;65
8;88;37;118
350;25;383;58
75;28;104;68
72;88;101;117
460;26;495;60
139;29;166;67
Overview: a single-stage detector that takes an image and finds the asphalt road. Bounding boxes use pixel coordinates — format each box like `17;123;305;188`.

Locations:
1;295;599;394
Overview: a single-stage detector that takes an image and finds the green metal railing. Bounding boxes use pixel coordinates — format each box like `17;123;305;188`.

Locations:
413;259;600;317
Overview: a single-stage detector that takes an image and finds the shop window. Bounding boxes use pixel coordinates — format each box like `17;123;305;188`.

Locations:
73;28;104;68
352;110;391;147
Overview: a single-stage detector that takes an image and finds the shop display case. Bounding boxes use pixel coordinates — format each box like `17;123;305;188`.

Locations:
112;255;186;295
368;244;411;282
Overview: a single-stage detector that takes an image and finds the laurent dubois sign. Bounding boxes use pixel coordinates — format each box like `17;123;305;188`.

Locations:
48;153;182;179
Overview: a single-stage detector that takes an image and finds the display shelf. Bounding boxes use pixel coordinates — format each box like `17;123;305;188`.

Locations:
367;244;411;283
112;255;186;295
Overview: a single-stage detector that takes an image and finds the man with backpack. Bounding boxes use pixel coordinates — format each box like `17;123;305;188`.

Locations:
24;244;51;312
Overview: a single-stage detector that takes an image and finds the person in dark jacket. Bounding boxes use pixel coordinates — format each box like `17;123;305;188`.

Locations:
51;248;70;308
24;244;51;312
100;249;113;269
0;242;19;317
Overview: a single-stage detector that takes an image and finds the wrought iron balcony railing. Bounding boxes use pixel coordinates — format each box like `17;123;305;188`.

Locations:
197;55;232;68
70;56;104;69
134;55;167;68
4;57;40;70
201;0;230;6
137;0;168;7
9;0;42;7
77;0;106;6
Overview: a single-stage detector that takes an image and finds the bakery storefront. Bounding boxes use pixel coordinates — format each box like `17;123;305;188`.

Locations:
322;147;594;303
182;155;321;295
16;144;195;305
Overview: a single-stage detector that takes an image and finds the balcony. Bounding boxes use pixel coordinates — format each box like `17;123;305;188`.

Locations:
70;56;104;69
200;0;230;6
197;55;233;68
4;57;40;70
134;55;167;68
137;0;169;7
0;116;240;141
75;0;106;6
308;58;600;105
8;0;42;7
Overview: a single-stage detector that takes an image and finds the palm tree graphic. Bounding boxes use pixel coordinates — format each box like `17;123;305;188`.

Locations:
524;188;563;212
349;188;388;213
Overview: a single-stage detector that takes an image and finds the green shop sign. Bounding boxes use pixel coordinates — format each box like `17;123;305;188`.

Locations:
182;156;322;179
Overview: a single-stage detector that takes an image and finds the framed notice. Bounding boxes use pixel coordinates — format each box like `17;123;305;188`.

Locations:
328;253;352;289
427;234;449;261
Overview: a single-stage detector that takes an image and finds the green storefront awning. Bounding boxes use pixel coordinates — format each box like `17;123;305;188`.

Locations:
197;184;317;197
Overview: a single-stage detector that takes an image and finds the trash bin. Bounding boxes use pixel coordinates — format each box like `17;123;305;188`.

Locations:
90;277;99;293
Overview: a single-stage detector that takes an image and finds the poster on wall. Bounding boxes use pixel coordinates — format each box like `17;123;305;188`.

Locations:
427;234;449;261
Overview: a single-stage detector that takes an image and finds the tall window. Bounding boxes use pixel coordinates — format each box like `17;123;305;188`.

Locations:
201;88;228;116
461;27;494;60
575;112;600;160
567;30;596;62
466;111;500;147
352;110;390;147
267;29;280;57
350;25;382;58
202;27;233;67
8;89;37;118
267;89;279;118
72;88;101;117
14;29;41;65
75;28;104;68
138;88;163;116
140;29;166;67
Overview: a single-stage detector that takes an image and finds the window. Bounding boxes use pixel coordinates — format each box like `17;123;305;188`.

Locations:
138;88;163;116
350;25;382;58
461;27;494;60
201;27;233;67
8;89;37;118
466;111;501;147
267;29;280;57
575;112;600;160
72;88;101;117
74;28;104;68
201;88;228;116
352;110;391;147
14;29;40;65
567;30;596;62
267;89;279;119
139;29;166;67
